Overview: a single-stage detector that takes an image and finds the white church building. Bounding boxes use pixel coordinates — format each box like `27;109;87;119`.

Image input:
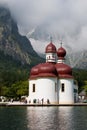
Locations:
27;41;78;104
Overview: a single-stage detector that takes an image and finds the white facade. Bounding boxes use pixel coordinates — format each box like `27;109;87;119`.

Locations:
28;77;76;104
28;77;58;104
58;79;74;104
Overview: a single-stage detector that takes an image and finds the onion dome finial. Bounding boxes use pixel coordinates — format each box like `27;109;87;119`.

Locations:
45;39;56;53
57;43;66;59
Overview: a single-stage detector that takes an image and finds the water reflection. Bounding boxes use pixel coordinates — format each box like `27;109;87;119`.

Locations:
58;107;73;130
0;106;87;130
27;107;56;130
26;107;87;130
26;107;74;130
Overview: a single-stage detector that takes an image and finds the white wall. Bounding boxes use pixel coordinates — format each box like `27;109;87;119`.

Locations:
58;79;74;104
28;79;37;103
28;78;75;104
28;77;58;104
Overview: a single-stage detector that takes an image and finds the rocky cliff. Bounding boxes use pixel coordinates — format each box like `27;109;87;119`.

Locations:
0;7;44;67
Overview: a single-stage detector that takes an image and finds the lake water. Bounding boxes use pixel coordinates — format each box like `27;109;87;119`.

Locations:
0;106;87;130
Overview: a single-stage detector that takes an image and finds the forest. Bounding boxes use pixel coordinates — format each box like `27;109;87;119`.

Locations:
0;51;29;99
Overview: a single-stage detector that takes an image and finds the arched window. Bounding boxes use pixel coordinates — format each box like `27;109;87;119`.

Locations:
32;84;35;92
61;83;65;92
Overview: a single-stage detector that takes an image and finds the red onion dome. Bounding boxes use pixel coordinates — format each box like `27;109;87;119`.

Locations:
57;47;66;59
30;64;40;79
38;63;57;77
45;42;56;53
55;63;73;78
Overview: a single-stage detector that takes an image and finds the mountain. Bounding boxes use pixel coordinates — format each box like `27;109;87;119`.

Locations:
0;7;44;69
66;50;86;69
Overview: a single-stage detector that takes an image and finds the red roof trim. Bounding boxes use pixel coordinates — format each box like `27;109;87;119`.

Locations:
30;73;57;79
58;74;73;79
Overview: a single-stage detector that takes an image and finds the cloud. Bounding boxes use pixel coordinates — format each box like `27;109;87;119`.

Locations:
0;0;87;52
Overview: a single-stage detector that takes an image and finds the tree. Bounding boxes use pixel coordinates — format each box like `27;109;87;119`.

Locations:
16;81;28;98
7;80;28;99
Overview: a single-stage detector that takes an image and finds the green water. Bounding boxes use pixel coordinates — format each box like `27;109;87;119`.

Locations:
0;106;87;130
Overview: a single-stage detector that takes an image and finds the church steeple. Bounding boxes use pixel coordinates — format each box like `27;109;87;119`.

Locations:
57;42;66;63
45;39;57;63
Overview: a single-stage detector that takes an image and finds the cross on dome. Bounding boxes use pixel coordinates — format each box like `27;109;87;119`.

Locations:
60;39;63;47
60;42;62;47
57;41;66;59
50;36;52;43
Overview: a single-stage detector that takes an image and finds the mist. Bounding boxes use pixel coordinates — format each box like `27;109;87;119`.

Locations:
0;0;87;52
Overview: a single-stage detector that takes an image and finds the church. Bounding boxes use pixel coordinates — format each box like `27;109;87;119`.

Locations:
27;41;78;104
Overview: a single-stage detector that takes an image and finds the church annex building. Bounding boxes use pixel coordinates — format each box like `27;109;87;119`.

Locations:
27;41;78;104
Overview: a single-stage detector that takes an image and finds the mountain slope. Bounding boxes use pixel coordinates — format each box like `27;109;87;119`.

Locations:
0;7;44;67
67;50;87;70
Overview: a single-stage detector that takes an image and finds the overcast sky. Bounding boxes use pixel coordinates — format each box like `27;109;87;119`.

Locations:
0;0;87;52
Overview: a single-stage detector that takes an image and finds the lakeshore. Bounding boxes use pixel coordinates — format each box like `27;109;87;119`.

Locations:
0;102;87;106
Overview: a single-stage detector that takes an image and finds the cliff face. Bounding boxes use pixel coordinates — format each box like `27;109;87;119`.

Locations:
0;7;43;66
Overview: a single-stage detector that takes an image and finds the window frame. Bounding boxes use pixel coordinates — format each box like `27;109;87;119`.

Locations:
32;84;35;92
61;83;65;92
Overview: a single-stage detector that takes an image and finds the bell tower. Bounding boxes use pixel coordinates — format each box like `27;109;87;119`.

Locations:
45;38;57;63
